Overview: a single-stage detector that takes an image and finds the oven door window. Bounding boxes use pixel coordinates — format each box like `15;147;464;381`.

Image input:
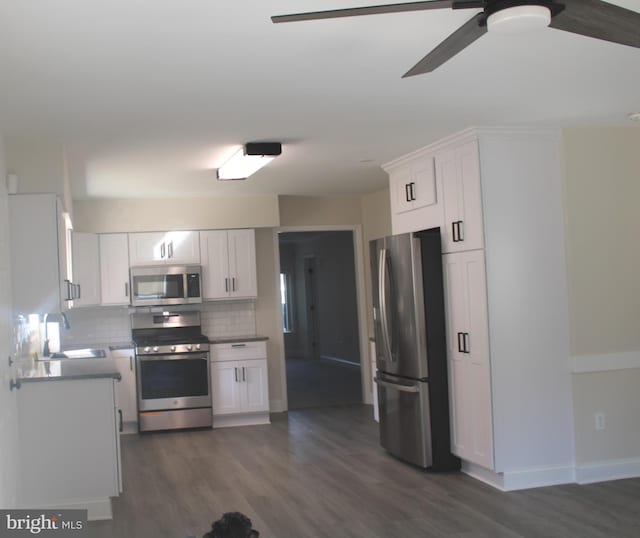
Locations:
140;357;208;400
133;274;184;301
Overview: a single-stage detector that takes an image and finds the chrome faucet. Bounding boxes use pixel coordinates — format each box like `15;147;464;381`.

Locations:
42;312;71;357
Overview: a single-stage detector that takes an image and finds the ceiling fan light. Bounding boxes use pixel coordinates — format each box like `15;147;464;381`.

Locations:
487;5;551;34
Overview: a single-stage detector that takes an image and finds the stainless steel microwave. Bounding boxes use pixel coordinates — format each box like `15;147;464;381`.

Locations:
130;265;202;307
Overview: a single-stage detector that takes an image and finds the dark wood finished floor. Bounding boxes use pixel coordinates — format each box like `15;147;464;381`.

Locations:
88;405;640;538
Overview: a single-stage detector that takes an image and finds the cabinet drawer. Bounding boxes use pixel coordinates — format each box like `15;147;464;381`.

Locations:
211;341;267;362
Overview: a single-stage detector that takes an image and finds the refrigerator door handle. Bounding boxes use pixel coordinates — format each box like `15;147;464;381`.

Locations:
378;248;394;362
374;377;420;393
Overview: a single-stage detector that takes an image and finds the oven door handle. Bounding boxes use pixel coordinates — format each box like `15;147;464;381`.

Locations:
137;354;209;362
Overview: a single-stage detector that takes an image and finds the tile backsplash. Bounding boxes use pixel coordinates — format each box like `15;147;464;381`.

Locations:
61;300;256;347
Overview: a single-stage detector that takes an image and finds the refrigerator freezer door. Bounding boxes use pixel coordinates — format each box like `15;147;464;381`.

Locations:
376;373;432;468
371;234;428;380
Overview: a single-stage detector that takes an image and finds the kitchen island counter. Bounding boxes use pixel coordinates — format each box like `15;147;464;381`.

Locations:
16;357;121;383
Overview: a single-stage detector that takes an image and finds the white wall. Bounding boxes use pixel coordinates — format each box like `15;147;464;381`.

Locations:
72;196;280;232
0;133;20;508
562;127;640;473
4;136;72;214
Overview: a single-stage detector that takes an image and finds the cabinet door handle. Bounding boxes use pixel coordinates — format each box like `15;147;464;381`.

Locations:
168;241;173;258
76;284;81;300
463;333;470;354
125;282;129;297
118;409;123;433
452;222;458;242
457;332;464;353
161;242;166;259
129;356;133;371
232;277;236;292
242;367;246;382
409;182;416;201
405;183;411;203
225;278;229;292
457;221;464;242
234;367;238;382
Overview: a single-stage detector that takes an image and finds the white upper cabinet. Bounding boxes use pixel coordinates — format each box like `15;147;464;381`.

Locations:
385;153;443;235
390;154;437;215
72;232;101;308
128;231;200;266
99;233;131;306
200;229;257;300
8;194;75;315
438;139;484;253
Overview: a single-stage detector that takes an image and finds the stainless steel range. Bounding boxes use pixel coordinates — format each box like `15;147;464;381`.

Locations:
132;311;212;432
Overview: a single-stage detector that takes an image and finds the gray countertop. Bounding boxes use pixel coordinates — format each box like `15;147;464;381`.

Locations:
208;335;269;344
16;357;122;384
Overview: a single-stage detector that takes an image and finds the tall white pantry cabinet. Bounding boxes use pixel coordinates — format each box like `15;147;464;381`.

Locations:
383;128;575;490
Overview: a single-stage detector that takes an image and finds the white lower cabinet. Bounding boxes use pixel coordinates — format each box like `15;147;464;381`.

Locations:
210;341;270;427
111;348;137;430
17;378;121;519
443;250;493;469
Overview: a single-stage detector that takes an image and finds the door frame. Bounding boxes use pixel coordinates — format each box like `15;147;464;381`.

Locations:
273;225;372;411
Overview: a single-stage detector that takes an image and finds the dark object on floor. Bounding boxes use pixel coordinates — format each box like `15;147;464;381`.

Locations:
203;512;259;538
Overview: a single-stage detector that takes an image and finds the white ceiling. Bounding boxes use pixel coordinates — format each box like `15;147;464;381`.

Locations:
1;1;639;199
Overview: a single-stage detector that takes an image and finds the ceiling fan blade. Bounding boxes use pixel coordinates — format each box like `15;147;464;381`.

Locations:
271;1;483;23
402;12;486;77
549;0;640;49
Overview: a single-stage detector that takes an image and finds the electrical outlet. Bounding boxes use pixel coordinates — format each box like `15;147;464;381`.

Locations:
594;412;606;431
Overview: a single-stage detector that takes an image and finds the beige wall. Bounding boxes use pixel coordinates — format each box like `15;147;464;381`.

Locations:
563;127;640;467
563;127;640;356
279;195;362;226
4;137;73;215
72;195;280;232
361;188;391;336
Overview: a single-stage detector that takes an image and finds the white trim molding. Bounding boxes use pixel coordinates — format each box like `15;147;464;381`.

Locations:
576;458;640;484
461;461;576;491
571;351;640;373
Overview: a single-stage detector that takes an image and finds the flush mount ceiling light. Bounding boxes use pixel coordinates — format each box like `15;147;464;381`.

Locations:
216;142;282;181
487;5;551;33
628;112;640;122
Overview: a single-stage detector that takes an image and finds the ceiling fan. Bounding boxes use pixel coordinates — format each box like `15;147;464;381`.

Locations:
271;0;640;77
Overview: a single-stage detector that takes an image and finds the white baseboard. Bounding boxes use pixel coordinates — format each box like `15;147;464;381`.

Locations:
501;464;576;491
461;461;575;491
20;498;112;521
576;458;640;484
571;351;640;373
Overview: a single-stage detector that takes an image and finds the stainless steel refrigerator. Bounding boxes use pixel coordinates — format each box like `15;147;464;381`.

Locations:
371;228;459;470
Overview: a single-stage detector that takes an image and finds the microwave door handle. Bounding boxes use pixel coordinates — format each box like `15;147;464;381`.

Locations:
378;248;393;362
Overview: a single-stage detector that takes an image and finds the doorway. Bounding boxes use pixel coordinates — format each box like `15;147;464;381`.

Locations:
279;231;363;409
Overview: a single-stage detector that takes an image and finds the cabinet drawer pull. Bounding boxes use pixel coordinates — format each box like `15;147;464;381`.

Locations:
231;343;246;348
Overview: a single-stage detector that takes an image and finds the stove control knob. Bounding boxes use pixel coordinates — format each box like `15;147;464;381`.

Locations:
171;345;176;352
186;344;193;351
144;347;151;353
153;346;159;352
195;343;201;350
